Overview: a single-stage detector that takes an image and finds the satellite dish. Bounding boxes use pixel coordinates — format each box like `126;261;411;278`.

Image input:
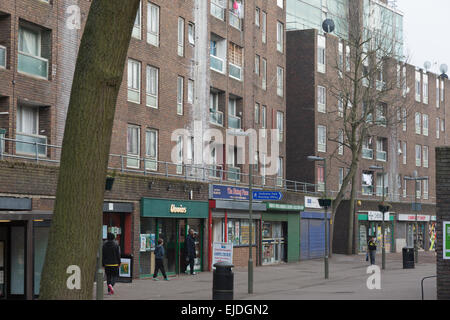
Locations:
322;19;335;34
440;64;448;74
424;61;431;72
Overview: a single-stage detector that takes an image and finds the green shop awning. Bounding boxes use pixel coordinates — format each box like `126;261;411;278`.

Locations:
141;198;209;218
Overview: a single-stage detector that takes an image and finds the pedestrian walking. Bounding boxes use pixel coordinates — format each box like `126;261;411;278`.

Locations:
153;238;169;281
185;229;197;275
102;232;121;295
367;236;377;265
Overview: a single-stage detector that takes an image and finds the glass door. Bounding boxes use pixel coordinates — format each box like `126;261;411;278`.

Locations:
186;219;202;272
0;240;4;298
10;226;25;298
157;218;177;275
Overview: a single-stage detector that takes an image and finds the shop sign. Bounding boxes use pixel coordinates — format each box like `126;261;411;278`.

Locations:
210;184;255;201
368;211;390;221
267;203;305;211
253;191;283;201
305;196;321;209
212;242;233;266
444;221;450;260
170;204;187;214
398;214;431;222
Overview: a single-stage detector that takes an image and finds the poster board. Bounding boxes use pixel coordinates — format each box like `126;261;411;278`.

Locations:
118;256;132;283
212;242;233;268
444;221;450;260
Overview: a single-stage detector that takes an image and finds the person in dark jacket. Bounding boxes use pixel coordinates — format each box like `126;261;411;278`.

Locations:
367;236;377;265
153;238;169;281
102;233;121;295
185;229;197;275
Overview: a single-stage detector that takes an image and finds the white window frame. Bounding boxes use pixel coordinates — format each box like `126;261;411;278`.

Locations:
415;112;421;135
147;2;160;47
317;35;326;73
127;59;141;104
422;114;429;136
262;58;267;90
276;111;284;142
255;54;260;75
262;11;267;44
255;7;260;27
317;86;326;113
345;45;351;72
276;21;284;53
437;117;440;139
415;144;422;167
132;1;142;40
146;65;158;108
423;73;428;104
176;135;183;174
423;179;429;200
188;22;195;45
338;129;344;155
436;78;440;108
402;108;407;131
178;17;185;57
145;129;158;171
277;66;284;97
402;141;407;165
415;70;421;102
177;76;184;115
188;79;194;104
127;125;140;169
318;125;327;153
423;146;429;168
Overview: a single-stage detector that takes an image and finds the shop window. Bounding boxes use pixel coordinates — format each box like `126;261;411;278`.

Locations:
227;219;256;247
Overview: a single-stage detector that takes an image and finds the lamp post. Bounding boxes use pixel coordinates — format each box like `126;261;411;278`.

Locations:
229;130;254;293
404;174;428;264
308;156;329;279
370;165;386;270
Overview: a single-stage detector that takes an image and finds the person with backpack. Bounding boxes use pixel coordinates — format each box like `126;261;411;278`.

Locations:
367;236;378;265
102;233;121;295
153;238;169;281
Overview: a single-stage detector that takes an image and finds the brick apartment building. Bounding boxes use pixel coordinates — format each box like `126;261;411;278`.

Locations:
0;0;291;299
286;0;449;254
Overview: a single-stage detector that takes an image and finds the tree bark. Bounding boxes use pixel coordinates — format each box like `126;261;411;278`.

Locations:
39;0;140;299
347;168;357;254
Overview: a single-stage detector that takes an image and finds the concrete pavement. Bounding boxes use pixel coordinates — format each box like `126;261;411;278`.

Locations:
102;252;437;300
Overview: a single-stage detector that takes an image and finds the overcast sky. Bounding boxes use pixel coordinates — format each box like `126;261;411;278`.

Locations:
397;0;449;73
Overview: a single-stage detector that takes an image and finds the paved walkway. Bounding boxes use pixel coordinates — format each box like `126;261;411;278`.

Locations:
102;252;437;300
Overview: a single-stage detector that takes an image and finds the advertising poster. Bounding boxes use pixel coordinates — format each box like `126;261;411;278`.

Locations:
212;242;233;267
119;258;131;277
445;221;450;260
140;234;147;252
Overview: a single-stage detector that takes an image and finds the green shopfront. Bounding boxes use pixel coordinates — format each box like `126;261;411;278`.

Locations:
357;211;395;253
140;198;208;277
261;203;303;265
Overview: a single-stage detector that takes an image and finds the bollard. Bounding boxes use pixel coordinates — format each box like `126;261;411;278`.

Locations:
212;262;234;300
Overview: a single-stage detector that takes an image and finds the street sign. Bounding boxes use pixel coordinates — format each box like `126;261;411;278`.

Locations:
252;191;283;201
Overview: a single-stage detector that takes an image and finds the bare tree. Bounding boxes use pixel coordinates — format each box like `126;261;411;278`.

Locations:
39;0;140;299
321;0;412;254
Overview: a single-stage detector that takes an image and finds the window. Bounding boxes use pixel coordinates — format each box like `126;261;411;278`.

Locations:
127;125;140;168
442;119;445;132
276;21;284;53
210;35;226;73
255;55;260;75
346;45;350;72
132;1;142;39
147;2;160;47
436;78;440;108
416;180;421;199
211;0;225;20
376;173;388;197
228;42;243;80
338;42;343;77
437;117;440;139
261;58;267;90
422;114;429;136
145;129;158;171
277;157;283;186
227;219;256;246
338;97;343;118
376;137;387;162
254;103;260;124
277;66;284;97
402;108;407;131
177;76;184;115
317;165;324;192
376;104;386;126
188;79;194;104
146;65;158;108
176;135;183;174
339;168;344;190
402;141;407;165
178;17;184;56
262;12;267;43
18;25;49;79
423;74;428;104
415;112;421;134
415;144;421;167
415;70;421;102
210;91;223;126
441;79;444;102
262;105;267;129
318;125;326;152
317;35;326;73
228;98;241;129
362;136;373;159
403;178;407;198
188;22;195;45
277;111;284;142
317;86;326;113
17;106;38;135
277;0;283;8
423;179;429;200
397;64;401;88
127;59;141;103
423;146;429;168
338;129;344;155
362;171;374;195
255;7;260;27
402;66;407;97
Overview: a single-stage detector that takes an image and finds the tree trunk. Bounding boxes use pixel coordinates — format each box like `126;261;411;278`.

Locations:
39;0;140;300
347;170;357;254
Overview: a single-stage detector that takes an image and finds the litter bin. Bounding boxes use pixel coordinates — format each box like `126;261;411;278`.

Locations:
402;247;415;269
212;262;234;300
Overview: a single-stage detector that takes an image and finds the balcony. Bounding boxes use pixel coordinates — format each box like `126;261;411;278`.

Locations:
210;55;225;73
362;148;373;159
376;186;388;197
228;62;242;80
18;52;48;79
210;2;225;20
210;110;224;126
145;158;157;171
362;185;373;196
376;116;387;127
0;45;5;68
227;166;241;181
228;115;241;129
229;11;242;30
126;155;140;169
317;182;324;192
376;150;387;161
208;164;223;179
16;133;47;157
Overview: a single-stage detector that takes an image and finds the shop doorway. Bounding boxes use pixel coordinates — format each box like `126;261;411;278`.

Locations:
407;223;426;250
262;221;287;265
359;222;393;253
179;219;203;274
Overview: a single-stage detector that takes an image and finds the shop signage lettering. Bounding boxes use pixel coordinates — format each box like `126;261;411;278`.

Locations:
170;204;187;214
211;184;257;201
444;221;450;260
267;203;305;211
398;214;430;222
212;242;233;266
368;211;390;221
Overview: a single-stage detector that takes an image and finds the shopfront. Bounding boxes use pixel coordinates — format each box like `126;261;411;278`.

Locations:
262;203;303;265
396;214;435;252
102;202;133;257
208;184;265;269
357;211;394;253
140;198;208;277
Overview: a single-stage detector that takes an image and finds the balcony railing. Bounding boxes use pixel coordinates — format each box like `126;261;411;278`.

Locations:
229;11;242;30
228;62;242;80
227;166;241;181
210;55;225;73
210;110;224;126
376;150;387;161
228;115;241;129
376;186;389;197
362;185;373;196
18;52;48;79
210;2;225;20
16;133;47;157
0;45;6;68
208;164;223;179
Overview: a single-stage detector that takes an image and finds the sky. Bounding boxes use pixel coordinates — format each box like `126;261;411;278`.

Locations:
397;0;450;74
